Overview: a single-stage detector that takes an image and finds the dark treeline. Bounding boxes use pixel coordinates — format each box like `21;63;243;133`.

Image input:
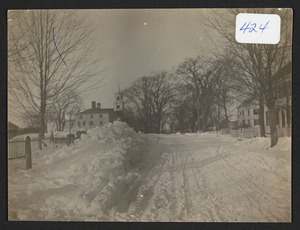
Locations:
121;54;236;134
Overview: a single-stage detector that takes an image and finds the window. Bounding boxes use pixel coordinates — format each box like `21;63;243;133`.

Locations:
89;121;94;126
254;119;259;125
99;114;102;118
266;111;270;126
90;115;93;118
116;105;120;109
253;109;259;115
117;96;120;101
248;110;250;116
100;121;103;125
83;121;86;126
80;115;83;119
77;121;81;127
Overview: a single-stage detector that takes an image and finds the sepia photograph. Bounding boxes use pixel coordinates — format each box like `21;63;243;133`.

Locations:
7;8;292;222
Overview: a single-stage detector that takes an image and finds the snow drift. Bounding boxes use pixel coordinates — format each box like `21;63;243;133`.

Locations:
8;121;148;221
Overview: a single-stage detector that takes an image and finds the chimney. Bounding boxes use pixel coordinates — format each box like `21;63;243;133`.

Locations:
97;103;101;109
92;101;96;109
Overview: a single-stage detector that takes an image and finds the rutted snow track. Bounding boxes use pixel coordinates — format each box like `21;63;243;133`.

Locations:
124;134;291;222
8;129;291;222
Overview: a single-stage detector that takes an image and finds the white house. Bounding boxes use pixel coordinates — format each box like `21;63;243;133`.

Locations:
75;92;124;130
237;98;291;137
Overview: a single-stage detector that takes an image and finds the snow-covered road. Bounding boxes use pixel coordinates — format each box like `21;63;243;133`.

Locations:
8;124;291;222
125;134;291;222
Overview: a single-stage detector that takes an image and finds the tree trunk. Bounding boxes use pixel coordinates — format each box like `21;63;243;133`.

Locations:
40;100;46;138
57;117;61;131
222;98;229;129
197;106;201;132
217;104;220;131
144;117;149;133
201;116;207;132
62;111;66;131
69;116;72;135
268;103;278;147
259;94;266;137
156;117;161;134
286;95;291;137
40;115;45;138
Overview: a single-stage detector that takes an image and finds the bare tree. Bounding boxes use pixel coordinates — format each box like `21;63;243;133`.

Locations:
147;72;178;133
211;57;237;130
171;89;196;133
122;76;154;133
176;56;226;132
205;8;292;146
122;72;177;133
8;10;102;138
48;91;82;132
66;100;82;135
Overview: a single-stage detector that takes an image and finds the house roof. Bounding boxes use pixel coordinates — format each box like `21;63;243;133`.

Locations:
78;108;114;115
8;122;20;130
237;95;259;109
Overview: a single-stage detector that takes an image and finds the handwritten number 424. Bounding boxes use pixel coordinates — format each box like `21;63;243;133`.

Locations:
240;20;270;34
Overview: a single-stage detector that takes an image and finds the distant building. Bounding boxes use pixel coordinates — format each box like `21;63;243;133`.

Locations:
75;92;124;130
237;100;263;128
237;98;290;137
8;122;20;139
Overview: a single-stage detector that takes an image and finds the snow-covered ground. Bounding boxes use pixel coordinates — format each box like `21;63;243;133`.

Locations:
8;122;291;222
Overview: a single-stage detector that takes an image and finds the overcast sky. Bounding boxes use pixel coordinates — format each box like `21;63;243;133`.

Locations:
77;9;217;110
8;9;224;127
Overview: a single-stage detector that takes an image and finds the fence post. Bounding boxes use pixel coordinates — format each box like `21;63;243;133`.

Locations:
25;136;32;170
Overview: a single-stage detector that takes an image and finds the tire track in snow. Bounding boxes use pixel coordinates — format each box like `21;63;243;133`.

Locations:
178;151;193;218
170;149;223;221
184;145;243;222
189;166;215;221
219;154;286;221
197;145;227;222
215;154;268;221
129;150;195;221
127;153;170;219
222;153;287;201
168;153;180;220
164;146;231;221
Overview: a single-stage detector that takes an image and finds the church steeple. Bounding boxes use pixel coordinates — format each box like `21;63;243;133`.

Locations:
114;80;124;112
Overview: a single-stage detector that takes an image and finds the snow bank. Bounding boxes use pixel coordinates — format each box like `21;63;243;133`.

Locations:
8;121;147;221
37;121;139;165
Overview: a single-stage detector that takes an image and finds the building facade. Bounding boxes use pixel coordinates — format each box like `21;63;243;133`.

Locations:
75;92;124;130
237;99;291;137
237;101;262;128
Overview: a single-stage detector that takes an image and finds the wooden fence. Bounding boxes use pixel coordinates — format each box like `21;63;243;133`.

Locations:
8;137;68;160
230;128;260;138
